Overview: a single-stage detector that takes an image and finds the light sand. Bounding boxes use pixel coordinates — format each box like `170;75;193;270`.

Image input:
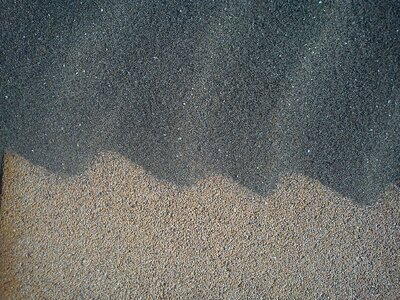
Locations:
0;152;399;299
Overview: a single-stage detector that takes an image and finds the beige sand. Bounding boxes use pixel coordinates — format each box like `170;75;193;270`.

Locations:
0;152;399;299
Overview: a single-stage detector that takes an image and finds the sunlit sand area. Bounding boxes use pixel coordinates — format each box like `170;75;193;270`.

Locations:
1;152;398;298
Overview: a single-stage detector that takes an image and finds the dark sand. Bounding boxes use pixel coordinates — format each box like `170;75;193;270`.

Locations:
1;1;399;203
1;152;399;299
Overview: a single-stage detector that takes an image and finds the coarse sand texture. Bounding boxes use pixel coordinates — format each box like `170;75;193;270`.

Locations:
1;152;399;299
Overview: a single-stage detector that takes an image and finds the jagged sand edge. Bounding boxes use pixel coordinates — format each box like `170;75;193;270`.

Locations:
1;151;397;205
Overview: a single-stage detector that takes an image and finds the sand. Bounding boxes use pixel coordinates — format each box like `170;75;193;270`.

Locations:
0;151;399;299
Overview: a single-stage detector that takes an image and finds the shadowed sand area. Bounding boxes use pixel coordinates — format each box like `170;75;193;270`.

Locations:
1;152;399;299
1;1;399;204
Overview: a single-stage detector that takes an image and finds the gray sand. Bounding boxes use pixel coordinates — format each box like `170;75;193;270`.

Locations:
1;152;399;299
2;1;399;204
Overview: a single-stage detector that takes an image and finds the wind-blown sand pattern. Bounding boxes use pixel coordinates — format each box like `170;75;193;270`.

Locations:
1;152;399;299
